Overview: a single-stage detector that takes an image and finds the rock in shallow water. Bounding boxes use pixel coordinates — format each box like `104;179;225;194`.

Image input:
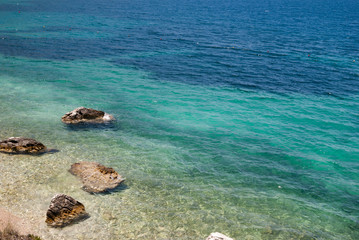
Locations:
206;232;234;240
70;162;125;193
0;137;46;154
45;194;88;227
61;107;115;124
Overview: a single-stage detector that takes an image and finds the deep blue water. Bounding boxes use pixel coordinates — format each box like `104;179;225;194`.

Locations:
1;0;359;95
0;0;359;239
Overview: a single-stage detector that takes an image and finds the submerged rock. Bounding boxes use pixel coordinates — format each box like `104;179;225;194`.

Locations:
206;232;234;240
61;107;115;124
70;162;125;193
45;194;88;227
0;137;46;154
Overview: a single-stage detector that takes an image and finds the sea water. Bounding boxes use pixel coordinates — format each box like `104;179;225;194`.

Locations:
0;0;358;239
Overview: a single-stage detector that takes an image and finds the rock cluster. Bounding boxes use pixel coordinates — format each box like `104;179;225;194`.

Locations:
0;107;122;232
70;162;125;193
45;194;88;227
61;107;115;124
0;137;46;154
0;107;236;239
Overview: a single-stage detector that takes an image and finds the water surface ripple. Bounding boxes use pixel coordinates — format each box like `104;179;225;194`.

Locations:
0;0;358;239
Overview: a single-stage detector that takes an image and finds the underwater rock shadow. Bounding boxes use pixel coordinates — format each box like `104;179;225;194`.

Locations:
46;148;60;154
0;148;60;156
88;183;129;195
63;121;119;132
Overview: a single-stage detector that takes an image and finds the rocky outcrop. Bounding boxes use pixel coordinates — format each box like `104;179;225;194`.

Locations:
45;194;88;227
0;208;31;236
0;137;46;154
0;228;41;240
69;162;125;193
61;107;115;124
206;232;234;240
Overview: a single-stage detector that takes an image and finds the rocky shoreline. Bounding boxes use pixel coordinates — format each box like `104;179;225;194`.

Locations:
0;107;233;240
0;208;41;240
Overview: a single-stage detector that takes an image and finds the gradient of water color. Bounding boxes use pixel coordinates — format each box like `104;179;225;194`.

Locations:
0;0;358;239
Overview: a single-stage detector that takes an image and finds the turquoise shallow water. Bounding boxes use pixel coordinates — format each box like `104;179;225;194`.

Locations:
0;0;359;239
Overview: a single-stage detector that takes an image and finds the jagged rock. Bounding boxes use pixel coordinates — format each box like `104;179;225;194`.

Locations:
70;162;125;193
61;107;115;124
0;137;46;154
206;232;234;240
45;194;88;227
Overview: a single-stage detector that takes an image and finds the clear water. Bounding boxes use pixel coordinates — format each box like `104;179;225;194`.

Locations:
0;0;358;239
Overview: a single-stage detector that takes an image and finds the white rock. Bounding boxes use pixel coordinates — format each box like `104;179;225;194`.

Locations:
206;232;234;240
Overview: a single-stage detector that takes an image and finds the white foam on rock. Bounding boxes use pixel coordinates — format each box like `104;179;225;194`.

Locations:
103;113;114;121
206;232;234;240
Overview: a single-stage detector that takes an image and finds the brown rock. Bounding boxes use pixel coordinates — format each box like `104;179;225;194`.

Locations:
0;137;46;154
206;232;234;240
70;162;125;193
45;194;88;227
61;107;115;124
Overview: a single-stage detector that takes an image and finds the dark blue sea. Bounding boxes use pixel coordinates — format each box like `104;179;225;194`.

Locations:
0;0;358;239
